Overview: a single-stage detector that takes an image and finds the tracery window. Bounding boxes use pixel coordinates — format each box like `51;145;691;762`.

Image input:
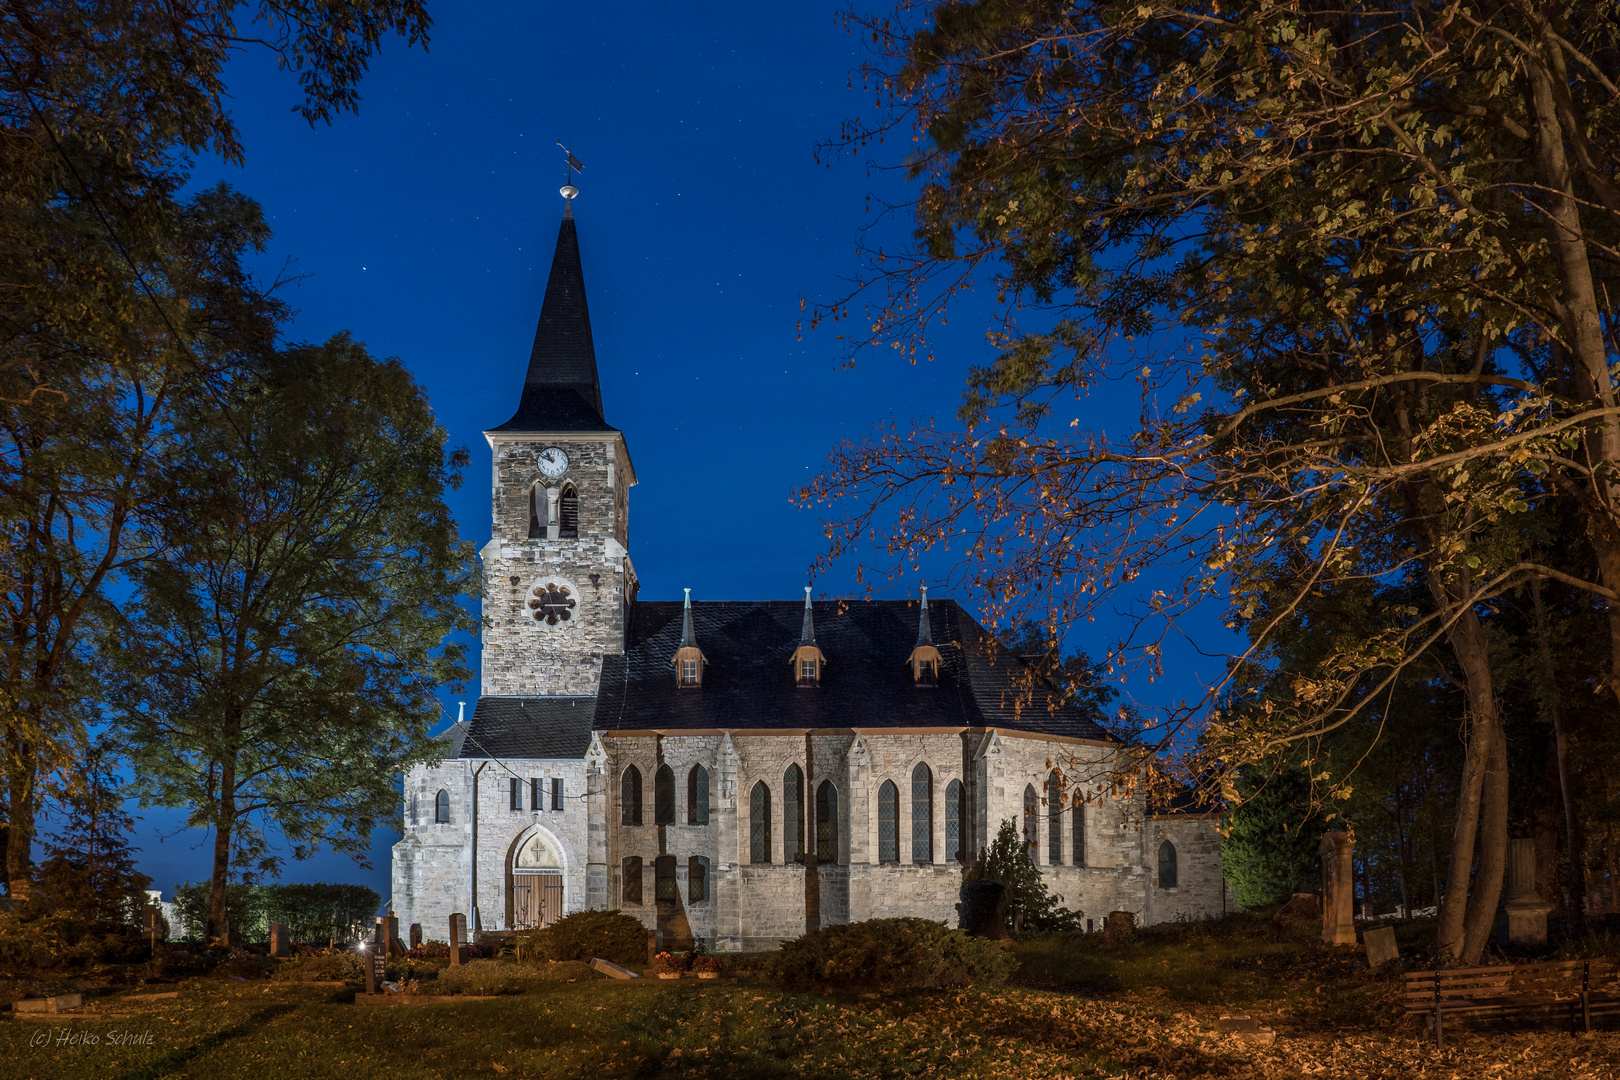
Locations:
878;780;899;862
654;854;678;902
911;763;933;863
689;856;709;903
688;765;709;825
1072;801;1086;866
784;764;804;862
815;780;838;863
1047;771;1065;865
944;779;964;863
1023;784;1039;860
621;765;643;826
750;781;772;863
654;764;675;825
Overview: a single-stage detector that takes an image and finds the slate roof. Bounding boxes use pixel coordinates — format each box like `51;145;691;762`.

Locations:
598;598;1114;740
490;215;615;434
458;697;597;760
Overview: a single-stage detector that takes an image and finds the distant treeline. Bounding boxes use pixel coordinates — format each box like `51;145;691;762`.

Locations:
171;883;380;945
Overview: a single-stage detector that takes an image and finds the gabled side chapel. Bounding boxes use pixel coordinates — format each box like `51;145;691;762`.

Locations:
390;195;1228;950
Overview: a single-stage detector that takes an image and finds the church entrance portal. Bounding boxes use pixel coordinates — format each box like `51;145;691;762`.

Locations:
509;830;565;930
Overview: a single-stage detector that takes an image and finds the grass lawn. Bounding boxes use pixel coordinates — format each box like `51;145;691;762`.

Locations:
3;916;1620;1079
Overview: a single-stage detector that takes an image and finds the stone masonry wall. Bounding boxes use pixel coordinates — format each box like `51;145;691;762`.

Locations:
481;435;634;697
1144;816;1231;924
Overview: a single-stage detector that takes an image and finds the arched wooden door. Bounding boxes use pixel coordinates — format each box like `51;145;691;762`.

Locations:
510;830;565;929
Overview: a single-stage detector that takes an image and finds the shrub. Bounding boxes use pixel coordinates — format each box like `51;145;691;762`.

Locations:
0;910;119;969
407;940;450;959
272;949;362;982
434;959;593;995
772;917;1017;991
509;910;646;965
1221;768;1330;909
173;881;381;945
648;950;685;974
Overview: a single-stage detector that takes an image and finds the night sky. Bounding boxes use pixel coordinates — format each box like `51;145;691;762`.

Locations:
125;2;1219;905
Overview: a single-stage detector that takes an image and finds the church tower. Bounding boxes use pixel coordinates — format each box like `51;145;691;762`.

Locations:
479;193;637;697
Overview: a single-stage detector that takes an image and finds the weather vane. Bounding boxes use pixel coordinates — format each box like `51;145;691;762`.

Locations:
557;142;584;207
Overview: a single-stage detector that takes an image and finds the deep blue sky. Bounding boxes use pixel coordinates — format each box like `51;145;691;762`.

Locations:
124;2;1225;906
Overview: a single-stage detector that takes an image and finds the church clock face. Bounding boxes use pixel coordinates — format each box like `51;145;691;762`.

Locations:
526;577;579;629
537;447;569;478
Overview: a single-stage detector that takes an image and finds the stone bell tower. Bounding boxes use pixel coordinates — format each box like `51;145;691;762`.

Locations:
479;186;637;698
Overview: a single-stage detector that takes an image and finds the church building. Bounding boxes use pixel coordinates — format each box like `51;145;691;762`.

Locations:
390;193;1229;950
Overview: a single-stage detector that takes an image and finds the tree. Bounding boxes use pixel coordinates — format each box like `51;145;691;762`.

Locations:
0;0;431;900
965;818;1081;931
806;0;1620;963
107;335;475;946
1220;768;1329;910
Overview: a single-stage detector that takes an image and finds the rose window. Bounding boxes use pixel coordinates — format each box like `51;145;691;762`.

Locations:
528;582;576;625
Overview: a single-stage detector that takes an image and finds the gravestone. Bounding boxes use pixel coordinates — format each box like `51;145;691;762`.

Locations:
269;922;291;958
958;880;1009;939
1362;924;1398;967
383;914;404;957
1504;837;1554;946
449;912;467;966
1103;910;1136;944
1318;832;1357;945
143;905;163;954
409;923;422;951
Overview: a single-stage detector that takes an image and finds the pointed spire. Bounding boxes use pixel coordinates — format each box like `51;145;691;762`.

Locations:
490;196;613;433
799;585;817;645
680;587;697;648
915;585;934;647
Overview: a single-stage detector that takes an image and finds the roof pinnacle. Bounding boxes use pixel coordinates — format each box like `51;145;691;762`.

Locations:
800;585;817;646
680;587;697;648
915;585;934;647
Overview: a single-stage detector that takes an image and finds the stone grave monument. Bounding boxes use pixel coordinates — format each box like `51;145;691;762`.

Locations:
449;912;467;966
1504;837;1554;946
269;922;290;958
1362;924;1398;967
409;923;422;951
1318;831;1357;945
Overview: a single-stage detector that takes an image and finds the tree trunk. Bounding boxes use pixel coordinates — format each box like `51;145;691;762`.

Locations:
1531;578;1585;928
208;754;237;947
1460;719;1509;962
3;732;33;900
1435;602;1507;963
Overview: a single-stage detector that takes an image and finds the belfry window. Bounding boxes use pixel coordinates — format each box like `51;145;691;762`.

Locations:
435;789;450;824
622;765;643;826
528;484;544;539
654;764;675;826
558;483;578;539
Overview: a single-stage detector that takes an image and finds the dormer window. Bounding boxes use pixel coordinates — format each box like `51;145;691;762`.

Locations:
791;586;825;688
558;483;578;538
909;646;942;686
672;588;707;688
799;658;819;685
681;658;700;686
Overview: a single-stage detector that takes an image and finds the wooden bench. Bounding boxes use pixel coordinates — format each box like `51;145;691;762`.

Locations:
1402;958;1620;1046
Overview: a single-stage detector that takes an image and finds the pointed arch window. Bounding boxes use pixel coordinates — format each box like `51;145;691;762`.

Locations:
558;483;579;539
435;789;450;824
688;765;709;825
1047;771;1065;865
945;780;964;863
784;764;804;862
911;763;933;863
654;854;678;902
689;856;709;903
1159;839;1178;889
815;780;838;862
621;765;643;826
654;764;675;825
528;484;544;539
1023;784;1039;860
622;856;642;904
1072;800;1087;867
411;792;418;824
878;780;899;862
750;781;772;863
